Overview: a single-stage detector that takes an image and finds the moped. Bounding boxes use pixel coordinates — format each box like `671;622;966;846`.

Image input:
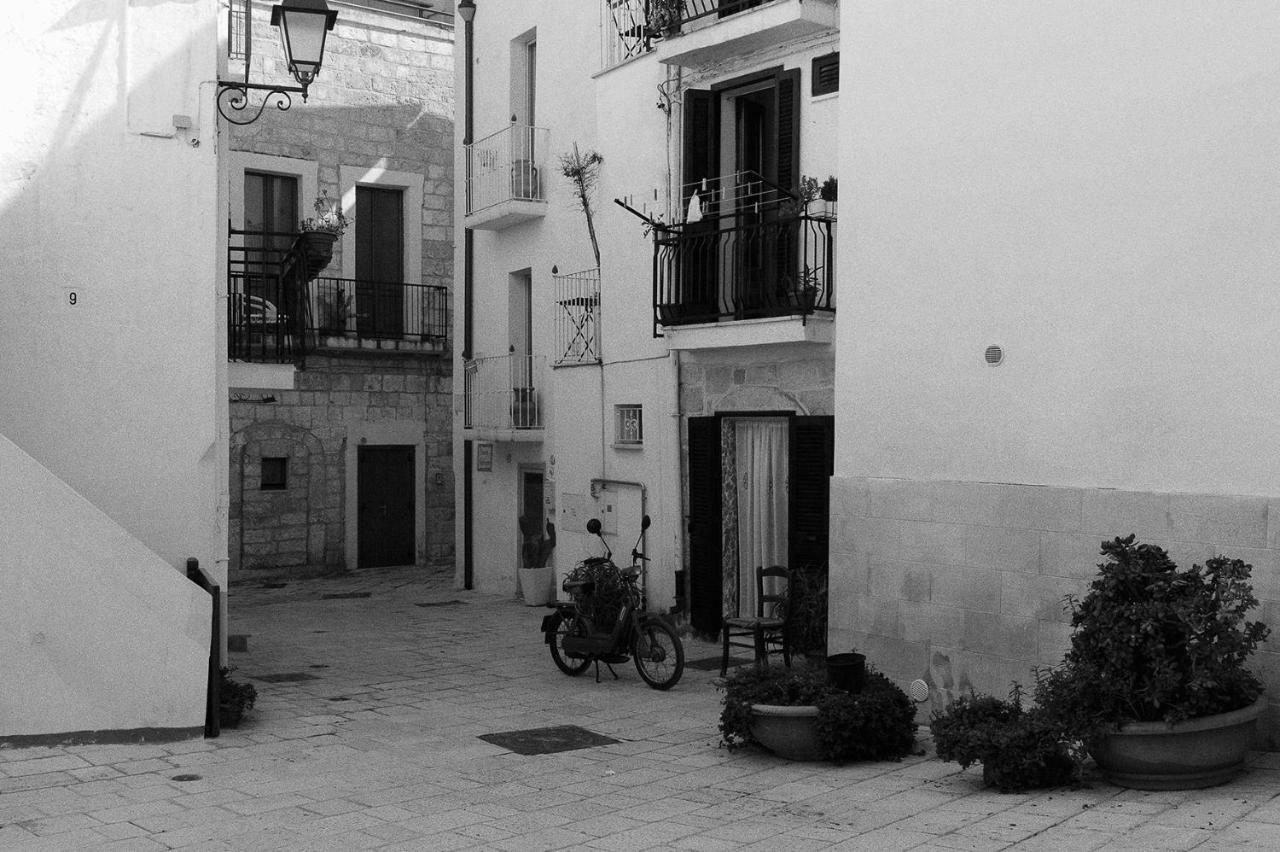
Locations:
540;515;685;690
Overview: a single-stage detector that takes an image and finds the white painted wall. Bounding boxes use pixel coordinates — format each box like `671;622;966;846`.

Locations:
0;437;209;735
3;2;224;570
0;2;222;735
838;2;1280;497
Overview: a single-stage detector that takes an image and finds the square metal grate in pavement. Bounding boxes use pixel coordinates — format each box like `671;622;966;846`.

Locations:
478;725;620;756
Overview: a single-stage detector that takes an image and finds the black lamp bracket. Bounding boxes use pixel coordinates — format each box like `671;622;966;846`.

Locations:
216;80;308;125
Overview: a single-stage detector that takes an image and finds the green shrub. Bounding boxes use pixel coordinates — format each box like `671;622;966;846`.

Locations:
930;685;1077;792
219;667;257;729
1050;536;1269;728
720;664;916;763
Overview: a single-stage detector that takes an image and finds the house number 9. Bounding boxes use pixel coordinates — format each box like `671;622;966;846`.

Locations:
68;291;78;306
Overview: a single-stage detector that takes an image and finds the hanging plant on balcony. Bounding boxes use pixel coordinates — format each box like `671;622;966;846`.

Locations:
559;144;604;268
647;0;682;37
296;191;349;280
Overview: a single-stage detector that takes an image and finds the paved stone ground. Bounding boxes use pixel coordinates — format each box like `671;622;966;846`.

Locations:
4;567;1280;850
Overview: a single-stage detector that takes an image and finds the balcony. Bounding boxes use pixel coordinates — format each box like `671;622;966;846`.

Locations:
653;207;835;349
464;123;550;231
553;267;601;366
227;228;448;365
653;0;838;68
462;354;546;441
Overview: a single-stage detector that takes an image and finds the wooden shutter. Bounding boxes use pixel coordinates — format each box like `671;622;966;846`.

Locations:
788;415;834;573
812;52;840;96
775;68;801;195
679;89;720;321
687;416;723;636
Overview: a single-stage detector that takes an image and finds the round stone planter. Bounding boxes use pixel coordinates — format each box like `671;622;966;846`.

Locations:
748;704;822;761
1092;696;1266;790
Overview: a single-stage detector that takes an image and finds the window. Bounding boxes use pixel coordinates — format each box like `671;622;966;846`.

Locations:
812;53;839;96
261;457;288;490
615;405;643;446
228;0;248;60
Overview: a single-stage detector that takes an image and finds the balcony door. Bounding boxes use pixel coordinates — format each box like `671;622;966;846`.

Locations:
682;67;800;321
355;185;404;339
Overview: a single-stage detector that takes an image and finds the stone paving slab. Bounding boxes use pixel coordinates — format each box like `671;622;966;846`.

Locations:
1;566;1279;849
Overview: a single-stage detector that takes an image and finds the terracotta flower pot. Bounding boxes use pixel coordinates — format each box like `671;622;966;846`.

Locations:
297;231;337;281
1091;696;1266;790
748;704;822;761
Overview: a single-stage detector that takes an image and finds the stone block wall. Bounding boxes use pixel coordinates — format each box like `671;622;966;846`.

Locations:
679;351;834;420
230;354;453;580
828;476;1280;746
230;4;454;288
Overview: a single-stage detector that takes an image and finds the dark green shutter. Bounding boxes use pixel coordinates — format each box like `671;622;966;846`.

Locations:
687;416;722;636
788;415;833;573
679;89;720;321
775;68;801;195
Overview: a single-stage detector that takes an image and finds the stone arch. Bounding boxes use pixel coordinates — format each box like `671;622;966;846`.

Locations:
230;420;329;579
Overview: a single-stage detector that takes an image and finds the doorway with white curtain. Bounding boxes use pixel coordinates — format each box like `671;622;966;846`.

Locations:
723;417;789;619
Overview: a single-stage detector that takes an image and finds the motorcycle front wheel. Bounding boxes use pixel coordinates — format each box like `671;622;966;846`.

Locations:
632;620;684;690
548;613;592;676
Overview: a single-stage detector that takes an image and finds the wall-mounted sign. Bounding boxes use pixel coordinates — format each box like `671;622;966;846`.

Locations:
476;441;493;471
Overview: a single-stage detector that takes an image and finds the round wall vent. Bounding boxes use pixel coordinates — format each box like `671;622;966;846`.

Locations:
984;345;1004;366
909;679;930;703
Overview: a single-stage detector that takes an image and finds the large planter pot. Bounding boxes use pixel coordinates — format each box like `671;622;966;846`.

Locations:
1092;696;1266;790
297;231;337;281
520;566;554;607
748;704;822;761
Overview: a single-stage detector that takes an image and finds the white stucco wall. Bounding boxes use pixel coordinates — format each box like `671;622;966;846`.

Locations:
837;1;1280;497
0;2;222;735
3;2;224;572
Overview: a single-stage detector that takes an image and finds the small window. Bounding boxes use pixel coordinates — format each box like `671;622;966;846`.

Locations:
615;405;643;446
228;0;248;60
261;457;288;490
812;52;839;96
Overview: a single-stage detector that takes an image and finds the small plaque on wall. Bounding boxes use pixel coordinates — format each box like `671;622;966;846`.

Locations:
476;441;493;471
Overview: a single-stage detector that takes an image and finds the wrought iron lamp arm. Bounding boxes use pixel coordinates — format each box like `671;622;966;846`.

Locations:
216;80;309;126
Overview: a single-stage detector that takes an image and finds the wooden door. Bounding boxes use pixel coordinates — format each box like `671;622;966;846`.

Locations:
355;186;404;338
357;445;415;568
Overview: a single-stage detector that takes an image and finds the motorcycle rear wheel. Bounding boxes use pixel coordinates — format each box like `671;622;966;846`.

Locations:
549;613;592;676
632;620;684;690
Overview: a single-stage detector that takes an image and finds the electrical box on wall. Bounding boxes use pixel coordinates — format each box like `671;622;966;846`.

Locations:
598;499;617;535
559;492;586;530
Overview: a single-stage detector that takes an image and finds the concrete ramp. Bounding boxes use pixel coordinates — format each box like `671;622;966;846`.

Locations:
0;433;208;740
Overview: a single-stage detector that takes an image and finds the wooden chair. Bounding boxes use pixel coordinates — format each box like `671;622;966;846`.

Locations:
720;565;792;677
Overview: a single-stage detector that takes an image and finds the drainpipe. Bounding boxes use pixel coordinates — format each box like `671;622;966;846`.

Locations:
459;0;476;589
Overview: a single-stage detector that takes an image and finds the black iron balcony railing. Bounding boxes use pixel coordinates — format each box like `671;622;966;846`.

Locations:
228;227;448;364
649;0;765;35
653;209;835;330
308;276;448;345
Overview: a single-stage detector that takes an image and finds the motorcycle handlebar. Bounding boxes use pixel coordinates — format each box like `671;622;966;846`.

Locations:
631;550;650;562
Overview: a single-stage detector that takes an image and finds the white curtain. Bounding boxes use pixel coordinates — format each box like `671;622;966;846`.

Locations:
734;418;789;617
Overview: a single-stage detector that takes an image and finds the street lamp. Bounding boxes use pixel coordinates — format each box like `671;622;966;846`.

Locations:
457;0;476;24
216;0;339;125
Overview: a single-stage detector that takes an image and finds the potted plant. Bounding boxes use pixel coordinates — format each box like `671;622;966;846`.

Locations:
647;0;682;37
789;265;823;312
318;287;353;336
518;516;556;606
218;667;257;729
296;190;349;280
1034;535;1270;790
720;663;916;762
930;683;1079;792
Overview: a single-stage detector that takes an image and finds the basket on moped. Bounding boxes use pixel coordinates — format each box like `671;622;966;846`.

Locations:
539;515;685;690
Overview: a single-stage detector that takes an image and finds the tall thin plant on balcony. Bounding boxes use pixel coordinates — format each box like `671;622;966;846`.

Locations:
559;144;604;268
